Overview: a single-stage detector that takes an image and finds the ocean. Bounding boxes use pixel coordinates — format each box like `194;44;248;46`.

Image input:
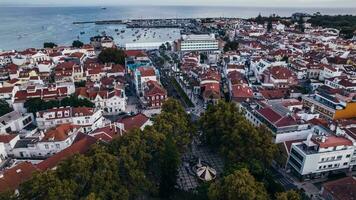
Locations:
0;6;355;50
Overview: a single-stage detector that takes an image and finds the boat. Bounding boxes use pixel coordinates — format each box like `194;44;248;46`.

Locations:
115;29;119;32
121;30;125;33
101;7;107;10
80;31;85;35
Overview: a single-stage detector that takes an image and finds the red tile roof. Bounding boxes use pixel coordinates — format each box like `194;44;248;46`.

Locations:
0;134;18;143
41;124;81;142
312;135;353;148
90;125;122;142
144;81;167;96
322;177;356;200
124;50;147;57
268;66;296;80
138;67;156;77
0;162;39;193
117;113;149;131
36;133;97;170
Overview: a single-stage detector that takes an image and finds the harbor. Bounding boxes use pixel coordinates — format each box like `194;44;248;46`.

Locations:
73;18;203;28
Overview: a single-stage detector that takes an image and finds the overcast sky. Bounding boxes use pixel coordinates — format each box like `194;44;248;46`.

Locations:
1;0;356;7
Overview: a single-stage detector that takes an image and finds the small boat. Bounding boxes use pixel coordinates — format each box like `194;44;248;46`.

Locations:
121;30;125;33
115;29;119;32
80;31;85;35
101;7;107;10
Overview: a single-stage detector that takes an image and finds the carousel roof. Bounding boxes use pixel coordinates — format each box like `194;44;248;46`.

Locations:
196;166;217;181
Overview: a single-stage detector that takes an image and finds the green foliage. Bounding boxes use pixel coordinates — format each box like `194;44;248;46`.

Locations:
223;41;239;52
267;19;273;32
200;101;277;167
308;15;356;39
0;100;13;116
159;44;167;52
98;48;125;65
276;190;301;200
43;42;57;48
200;53;207;64
18;146;130;200
72;40;84;48
159;136;180;198
170;78;194;107
153;98;192;152
74;80;87;88
24;95;94;114
208;168;269;200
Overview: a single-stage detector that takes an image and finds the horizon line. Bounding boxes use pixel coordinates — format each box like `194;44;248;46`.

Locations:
1;4;356;9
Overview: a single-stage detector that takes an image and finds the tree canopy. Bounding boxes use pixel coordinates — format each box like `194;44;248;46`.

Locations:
208;168;269;200
153;98;192;152
200;101;277;168
24;95;94;114
72;40;84;48
0;100;13;116
223;41;239;52
98;48;125;65
43;42;57;48
275;190;301;200
308;15;356;39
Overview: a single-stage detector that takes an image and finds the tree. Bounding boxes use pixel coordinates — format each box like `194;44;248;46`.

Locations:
256;13;264;25
200;53;207;64
267;19;273;32
98;48;125;65
72;40;84;48
200;101;277;168
165;42;172;51
223;41;239;52
43;42;57;48
159;44;167;52
153;98;192;152
208;168;269;200
0;100;13;116
159;136;180;198
298;17;305;33
74;80;86;88
276;190;301;200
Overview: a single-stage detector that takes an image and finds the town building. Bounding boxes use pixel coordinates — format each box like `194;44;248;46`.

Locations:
177;34;219;52
36;107;104;133
10;124;83;159
0;111;34;134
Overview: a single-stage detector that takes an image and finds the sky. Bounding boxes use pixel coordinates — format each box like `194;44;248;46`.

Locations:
1;0;356;7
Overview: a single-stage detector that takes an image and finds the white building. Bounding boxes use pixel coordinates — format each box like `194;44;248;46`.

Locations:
0;111;34;134
91;90;127;115
125;41;171;50
178;34;219;52
36;107;104;133
288;132;354;180
134;66;159;96
11;124;82;158
0;134;20;162
0;142;6;164
319;65;342;81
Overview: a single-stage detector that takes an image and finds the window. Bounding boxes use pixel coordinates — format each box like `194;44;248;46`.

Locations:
343;162;348;166
337;155;342;159
346;154;351;158
56;144;60;149
328;164;332;168
45;144;49;149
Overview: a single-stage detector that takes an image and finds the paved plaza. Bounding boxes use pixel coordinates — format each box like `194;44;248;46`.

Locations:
177;145;224;191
